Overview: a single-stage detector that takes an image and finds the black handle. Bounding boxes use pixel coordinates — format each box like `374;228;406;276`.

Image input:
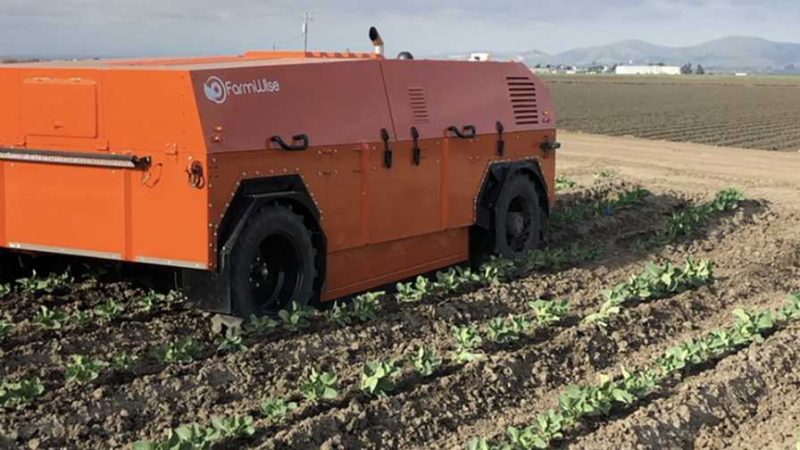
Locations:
411;127;422;166
496;121;505;157
271;134;310;151
448;125;477;139
381;128;393;168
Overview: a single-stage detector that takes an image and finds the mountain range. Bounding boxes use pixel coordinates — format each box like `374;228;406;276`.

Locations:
444;36;800;72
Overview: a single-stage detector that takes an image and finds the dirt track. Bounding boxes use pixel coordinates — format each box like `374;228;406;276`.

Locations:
2;133;800;449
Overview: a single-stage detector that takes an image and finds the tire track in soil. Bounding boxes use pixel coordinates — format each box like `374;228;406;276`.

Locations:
253;209;800;449
570;323;800;450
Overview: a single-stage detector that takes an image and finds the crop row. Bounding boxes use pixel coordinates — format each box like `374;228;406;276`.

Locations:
127;256;717;449
468;293;800;449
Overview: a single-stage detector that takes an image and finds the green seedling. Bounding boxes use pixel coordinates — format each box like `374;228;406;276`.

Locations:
71;310;94;328
260;397;298;425
434;266;480;293
478;257;515;285
506;425;548;450
326;301;352;327
353;291;383;322
93;298;125;322
528;299;571;326
65;355;107;384
397;276;433;303
209;415;255;439
111;352;139;372
486;315;531;344
731;308;776;344
555;175;577;191
134;290;166;313
300;369;339;404
34;305;68;330
0;283;10;298
217;330;247;354
0;377;45;410
361;360;401;397
17;270;73;295
412;345;442;377
0;318;13;341
133;423;218;450
157;338;205;364
278;302;315;331
243;314;279;336
451;325;483;363
782;293;800;320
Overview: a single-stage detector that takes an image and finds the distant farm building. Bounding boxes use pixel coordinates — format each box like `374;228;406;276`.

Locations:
469;52;492;62
615;65;681;75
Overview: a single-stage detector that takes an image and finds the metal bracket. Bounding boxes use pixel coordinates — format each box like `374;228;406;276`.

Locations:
381;128;392;168
411;126;422;166
496;121;505;157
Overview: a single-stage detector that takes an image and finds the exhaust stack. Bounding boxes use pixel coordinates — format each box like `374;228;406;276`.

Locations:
369;26;384;56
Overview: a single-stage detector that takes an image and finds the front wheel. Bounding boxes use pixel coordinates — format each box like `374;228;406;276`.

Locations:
230;205;317;317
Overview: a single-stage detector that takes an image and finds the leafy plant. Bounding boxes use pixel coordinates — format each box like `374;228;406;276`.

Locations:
157;338;205;364
65;355;107;384
243;314;279;336
260;397;298;424
71;310;94;328
133;423;218;450
486;315;531;344
134;290;166;313
782;293;800;320
361;360;401;397
434;266;480;293
217;330;247;354
506;425;548;450
0;283;10;298
111;352;139;372
300;369;339;404
555;175;577;191
451;325;483;363
133;415;254;450
643;188;745;247
326;302;352;327
528;299;571;326
278;302;315;331
34;305;68;330
584;259;714;327
93;298;125;322
396;276;433;303
353;291;383;322
478;257;515;285
412;345;442;377
0;318;13;342
731;308;776;344
0;377;45;410
17;270;74;295
209;415;255;439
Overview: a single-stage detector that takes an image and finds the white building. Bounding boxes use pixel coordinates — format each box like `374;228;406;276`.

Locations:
469;52;492;62
615;65;681;75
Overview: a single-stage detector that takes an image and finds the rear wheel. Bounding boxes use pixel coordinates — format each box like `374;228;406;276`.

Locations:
230;205;316;317
490;174;544;258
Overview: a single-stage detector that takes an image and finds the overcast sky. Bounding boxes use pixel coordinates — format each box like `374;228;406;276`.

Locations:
0;0;798;58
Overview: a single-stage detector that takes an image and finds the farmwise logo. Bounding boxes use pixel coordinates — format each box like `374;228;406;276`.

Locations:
203;75;281;104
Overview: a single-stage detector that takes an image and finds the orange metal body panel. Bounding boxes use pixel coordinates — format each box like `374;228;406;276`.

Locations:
0;51;556;303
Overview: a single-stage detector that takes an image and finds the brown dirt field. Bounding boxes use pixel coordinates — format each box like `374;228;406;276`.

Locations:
1;132;800;449
545;75;800;151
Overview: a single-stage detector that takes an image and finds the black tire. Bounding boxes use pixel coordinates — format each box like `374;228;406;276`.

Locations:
230;205;316;317
492;174;544;258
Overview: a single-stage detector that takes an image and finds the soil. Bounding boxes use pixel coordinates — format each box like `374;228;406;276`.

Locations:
2;132;800;449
